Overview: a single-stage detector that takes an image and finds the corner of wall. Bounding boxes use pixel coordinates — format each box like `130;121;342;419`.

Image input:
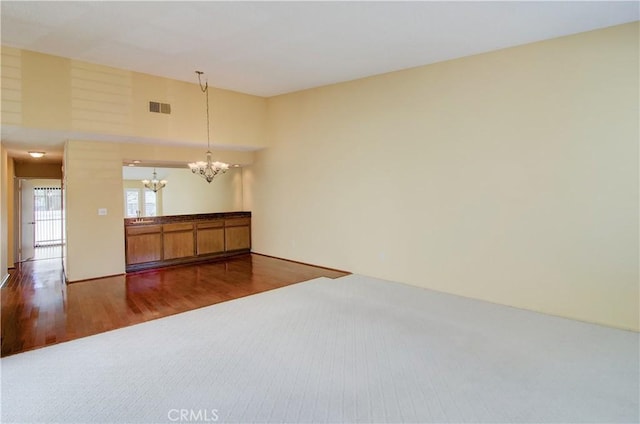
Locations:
0;142;9;281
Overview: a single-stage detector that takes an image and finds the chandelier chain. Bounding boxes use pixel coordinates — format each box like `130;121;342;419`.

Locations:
196;71;211;151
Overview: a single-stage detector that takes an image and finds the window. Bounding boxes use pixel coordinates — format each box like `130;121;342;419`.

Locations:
144;190;157;217
125;189;140;218
124;188;158;217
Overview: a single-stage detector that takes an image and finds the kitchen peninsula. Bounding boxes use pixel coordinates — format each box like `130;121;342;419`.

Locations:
124;212;251;272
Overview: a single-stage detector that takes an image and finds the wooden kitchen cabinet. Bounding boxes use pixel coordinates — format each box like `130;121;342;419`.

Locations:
124;212;251;272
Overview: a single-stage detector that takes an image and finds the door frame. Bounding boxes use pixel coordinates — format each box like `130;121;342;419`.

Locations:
16;178;33;262
15;178;63;262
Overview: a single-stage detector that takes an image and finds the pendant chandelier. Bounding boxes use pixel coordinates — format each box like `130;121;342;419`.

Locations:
188;71;229;183
142;168;167;193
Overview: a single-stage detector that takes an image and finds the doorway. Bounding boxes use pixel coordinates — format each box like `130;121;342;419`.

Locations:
18;179;63;262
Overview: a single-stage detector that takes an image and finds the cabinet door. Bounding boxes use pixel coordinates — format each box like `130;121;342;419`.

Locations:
127;233;162;264
163;223;195;260
225;226;250;251
197;227;225;255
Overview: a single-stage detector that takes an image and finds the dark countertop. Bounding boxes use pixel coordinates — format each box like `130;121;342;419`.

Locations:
124;211;251;226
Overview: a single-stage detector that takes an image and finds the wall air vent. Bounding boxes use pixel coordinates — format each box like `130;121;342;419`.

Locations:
149;101;171;114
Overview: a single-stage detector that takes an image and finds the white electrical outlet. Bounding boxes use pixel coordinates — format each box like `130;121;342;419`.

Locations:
98;208;107;216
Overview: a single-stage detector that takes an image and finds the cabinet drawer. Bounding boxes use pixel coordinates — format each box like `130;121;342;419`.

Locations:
197;220;224;229
225;218;250;227
163;223;194;233
126;225;162;236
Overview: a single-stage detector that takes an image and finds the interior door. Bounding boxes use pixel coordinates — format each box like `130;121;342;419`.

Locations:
19;179;35;262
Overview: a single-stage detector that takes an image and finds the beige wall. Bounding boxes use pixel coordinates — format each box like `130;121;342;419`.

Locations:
22;51;71;130
131;72;267;149
247;23;639;331
2;48;268;150
64;140;125;281
161;167;243;216
1;46;22;126
14;161;62;178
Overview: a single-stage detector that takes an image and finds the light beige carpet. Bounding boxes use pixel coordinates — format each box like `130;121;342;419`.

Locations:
1;275;638;423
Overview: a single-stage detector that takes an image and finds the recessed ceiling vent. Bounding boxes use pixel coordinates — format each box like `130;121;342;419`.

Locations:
149;101;171;114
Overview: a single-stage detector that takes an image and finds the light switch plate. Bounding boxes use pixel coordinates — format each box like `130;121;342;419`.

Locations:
98;208;107;216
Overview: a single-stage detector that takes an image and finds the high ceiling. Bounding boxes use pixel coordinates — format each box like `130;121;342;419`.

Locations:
1;1;638;161
2;1;637;97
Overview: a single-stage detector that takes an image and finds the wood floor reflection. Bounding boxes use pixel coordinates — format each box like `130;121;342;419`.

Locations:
1;254;348;357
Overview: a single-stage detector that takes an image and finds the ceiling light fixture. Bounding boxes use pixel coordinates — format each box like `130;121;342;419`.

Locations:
188;71;229;183
142;168;167;193
28;151;45;158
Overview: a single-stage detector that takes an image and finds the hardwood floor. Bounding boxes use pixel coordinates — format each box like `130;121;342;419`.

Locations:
1;254;349;357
